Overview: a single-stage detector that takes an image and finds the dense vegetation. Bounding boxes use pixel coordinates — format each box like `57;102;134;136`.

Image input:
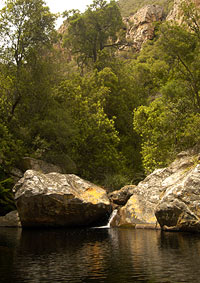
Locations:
0;0;200;215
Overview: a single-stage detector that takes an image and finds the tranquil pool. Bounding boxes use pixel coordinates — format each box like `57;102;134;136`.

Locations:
0;227;200;282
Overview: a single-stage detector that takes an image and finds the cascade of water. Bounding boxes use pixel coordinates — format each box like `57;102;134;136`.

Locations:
107;209;118;227
94;209;118;229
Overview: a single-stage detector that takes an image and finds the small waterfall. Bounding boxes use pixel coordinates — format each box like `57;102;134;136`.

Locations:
107;209;118;228
94;209;118;229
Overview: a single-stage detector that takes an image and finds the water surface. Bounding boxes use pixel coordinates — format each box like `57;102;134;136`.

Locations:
0;227;200;282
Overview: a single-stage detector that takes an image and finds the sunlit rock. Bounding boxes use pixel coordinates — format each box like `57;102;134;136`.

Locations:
111;148;200;231
155;161;200;232
13;170;111;227
111;168;170;228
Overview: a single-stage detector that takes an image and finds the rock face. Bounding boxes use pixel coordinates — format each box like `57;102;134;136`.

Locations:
111;149;200;231
111;168;170;228
167;0;200;25
124;5;164;51
0;210;21;227
13;170;111;227
155;160;200;232
166;0;183;24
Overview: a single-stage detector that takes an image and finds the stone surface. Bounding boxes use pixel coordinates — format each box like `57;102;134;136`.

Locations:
111;168;170;228
13;170;111;227
155;160;200;232
167;0;200;24
108;185;136;206
0;210;21;227
124;5;164;51
111;149;200;231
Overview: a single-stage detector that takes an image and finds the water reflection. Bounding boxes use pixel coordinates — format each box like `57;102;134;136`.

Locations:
0;228;200;282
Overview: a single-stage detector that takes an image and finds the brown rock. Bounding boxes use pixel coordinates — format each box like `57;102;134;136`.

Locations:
108;185;136;206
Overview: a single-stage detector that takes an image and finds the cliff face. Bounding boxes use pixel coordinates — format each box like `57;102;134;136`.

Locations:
58;0;200;55
124;5;164;51
123;0;200;51
167;0;200;24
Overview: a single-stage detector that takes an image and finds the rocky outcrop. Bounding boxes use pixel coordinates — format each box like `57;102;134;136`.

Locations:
111;149;200;231
110;168;170;228
166;0;183;23
0;210;21;227
108;185;136;206
13;170;111;227
167;0;200;24
124;5;164;51
155;159;200;232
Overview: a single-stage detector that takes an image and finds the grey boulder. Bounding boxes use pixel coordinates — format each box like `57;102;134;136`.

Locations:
13;170;111;227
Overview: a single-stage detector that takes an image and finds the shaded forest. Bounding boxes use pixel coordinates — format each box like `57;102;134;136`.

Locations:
0;0;200;215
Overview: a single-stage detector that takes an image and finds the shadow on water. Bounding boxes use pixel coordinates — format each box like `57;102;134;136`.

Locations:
1;228;200;282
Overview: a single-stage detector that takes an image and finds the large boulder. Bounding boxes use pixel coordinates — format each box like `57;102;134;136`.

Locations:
13;170;111;227
111;168;170;228
155;163;200;232
111;149;200;231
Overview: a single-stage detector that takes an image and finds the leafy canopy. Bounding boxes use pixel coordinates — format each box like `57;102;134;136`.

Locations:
62;0;124;66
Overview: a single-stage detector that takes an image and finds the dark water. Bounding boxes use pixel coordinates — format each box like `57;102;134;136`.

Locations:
0;228;200;283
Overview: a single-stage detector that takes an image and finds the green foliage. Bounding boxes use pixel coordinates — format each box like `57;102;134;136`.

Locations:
0;0;56;66
0;122;24;170
54;71;125;182
1;0;200;199
0;172;15;216
133;10;200;173
102;173;132;192
0;0;57;124
62;0;124;67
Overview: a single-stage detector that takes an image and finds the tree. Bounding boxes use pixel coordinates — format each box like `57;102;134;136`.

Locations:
62;0;124;67
54;71;125;183
133;18;200;173
157;23;200;112
0;0;56;66
0;0;56;121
